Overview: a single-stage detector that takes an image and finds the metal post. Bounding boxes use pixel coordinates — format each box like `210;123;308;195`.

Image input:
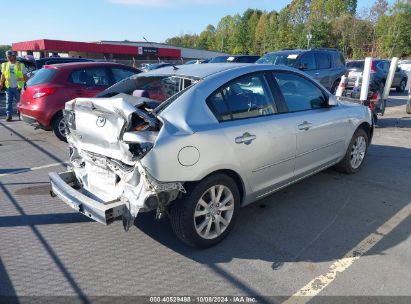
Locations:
360;57;372;101
383;57;399;100
306;33;312;49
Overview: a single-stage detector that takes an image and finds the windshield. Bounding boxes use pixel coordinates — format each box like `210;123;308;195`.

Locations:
97;75;200;105
209;56;229;63
26;68;57;87
256;53;299;67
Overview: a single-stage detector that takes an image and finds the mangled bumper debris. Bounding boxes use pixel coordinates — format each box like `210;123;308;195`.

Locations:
49;94;185;229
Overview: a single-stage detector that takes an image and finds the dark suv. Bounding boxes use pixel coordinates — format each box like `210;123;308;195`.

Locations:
256;48;347;93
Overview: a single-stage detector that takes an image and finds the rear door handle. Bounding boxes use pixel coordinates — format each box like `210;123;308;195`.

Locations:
235;132;256;145
298;121;313;131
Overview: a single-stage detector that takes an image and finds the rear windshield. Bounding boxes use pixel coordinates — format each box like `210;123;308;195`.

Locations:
26;68;57;87
97;75;200;104
256;53;299;67
346;61;364;70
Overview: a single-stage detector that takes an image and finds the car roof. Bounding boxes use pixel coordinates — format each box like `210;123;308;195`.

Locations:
139;62;295;79
43;61;135;69
35;57;93;63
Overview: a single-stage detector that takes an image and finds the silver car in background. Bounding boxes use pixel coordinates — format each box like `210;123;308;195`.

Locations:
49;64;373;248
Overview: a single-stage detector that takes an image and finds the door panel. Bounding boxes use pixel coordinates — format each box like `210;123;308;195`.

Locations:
293;109;348;178
206;73;297;197
273;71;350;178
222;116;296;197
315;52;332;89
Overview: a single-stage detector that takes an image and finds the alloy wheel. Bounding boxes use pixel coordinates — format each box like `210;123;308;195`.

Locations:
58;118;67;138
350;136;367;169
194;185;235;239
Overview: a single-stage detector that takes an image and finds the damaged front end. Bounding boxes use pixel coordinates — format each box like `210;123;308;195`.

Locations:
49;94;185;230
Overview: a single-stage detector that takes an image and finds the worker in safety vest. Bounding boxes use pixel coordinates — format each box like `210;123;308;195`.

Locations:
0;50;28;121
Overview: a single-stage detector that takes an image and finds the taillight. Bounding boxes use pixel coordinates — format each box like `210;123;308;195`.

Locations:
371;92;379;100
32;87;57;99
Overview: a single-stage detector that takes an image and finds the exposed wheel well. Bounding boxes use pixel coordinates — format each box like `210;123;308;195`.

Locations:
51;110;63;125
185;169;245;204
357;122;373;143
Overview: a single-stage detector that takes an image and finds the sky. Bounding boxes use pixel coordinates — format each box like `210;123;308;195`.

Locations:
1;0;395;45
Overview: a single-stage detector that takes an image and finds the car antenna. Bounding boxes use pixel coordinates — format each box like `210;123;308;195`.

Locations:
173;65;179;71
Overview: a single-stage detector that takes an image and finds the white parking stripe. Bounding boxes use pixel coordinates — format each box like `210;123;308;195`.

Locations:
0;162;67;178
284;200;411;304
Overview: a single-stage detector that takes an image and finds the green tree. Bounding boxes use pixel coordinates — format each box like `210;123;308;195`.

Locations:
0;45;12;56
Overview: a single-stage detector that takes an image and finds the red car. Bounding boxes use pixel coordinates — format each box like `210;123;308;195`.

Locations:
18;62;141;141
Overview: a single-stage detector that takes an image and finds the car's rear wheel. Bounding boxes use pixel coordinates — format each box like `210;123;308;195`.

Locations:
51;112;67;142
397;79;406;93
169;174;240;248
335;128;369;174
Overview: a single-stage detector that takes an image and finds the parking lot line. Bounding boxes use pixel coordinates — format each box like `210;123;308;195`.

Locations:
0;162;67;178
284;199;411;303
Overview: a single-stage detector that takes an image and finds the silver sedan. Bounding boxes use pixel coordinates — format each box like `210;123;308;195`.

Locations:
49;63;373;248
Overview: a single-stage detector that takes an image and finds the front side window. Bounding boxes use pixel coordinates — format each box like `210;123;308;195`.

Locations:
207;74;277;121
274;73;327;112
69;67;110;86
299;53;316;70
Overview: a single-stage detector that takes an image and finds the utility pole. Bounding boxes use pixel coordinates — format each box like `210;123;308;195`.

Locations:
306;32;312;49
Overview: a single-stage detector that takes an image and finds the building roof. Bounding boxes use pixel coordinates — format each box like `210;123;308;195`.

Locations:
12;39;181;57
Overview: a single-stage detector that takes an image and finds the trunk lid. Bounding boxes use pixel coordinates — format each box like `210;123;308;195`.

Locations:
64;93;160;165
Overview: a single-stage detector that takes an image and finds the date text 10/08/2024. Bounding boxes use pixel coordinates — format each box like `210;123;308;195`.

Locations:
149;297;258;303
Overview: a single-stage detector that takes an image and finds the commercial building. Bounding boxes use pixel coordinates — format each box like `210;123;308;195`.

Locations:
12;39;227;62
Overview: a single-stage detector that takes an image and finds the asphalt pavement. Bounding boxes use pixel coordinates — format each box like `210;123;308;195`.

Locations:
0;90;411;303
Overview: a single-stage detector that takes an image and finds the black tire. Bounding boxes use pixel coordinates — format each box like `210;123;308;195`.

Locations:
168;174;240;248
51;112;67;142
330;80;339;95
334;128;369;174
396;79;406;93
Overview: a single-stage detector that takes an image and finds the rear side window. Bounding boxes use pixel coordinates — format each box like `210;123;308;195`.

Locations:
274;72;327;112
111;68;136;83
69;67;110;86
333;53;345;67
316;53;331;69
26;68;57;87
207;74;277;121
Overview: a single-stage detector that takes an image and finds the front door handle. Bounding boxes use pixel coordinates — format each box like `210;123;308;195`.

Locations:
235;132;256;145
298;121;313;131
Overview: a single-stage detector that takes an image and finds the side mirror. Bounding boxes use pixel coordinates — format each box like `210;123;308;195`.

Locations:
328;94;337;106
396;67;401;72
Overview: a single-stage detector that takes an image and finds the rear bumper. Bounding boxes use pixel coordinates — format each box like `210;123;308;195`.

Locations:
20;113;39;126
49;171;126;225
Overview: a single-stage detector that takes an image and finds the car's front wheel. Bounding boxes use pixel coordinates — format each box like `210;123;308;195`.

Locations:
335;128;369;174
169;174;240;248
